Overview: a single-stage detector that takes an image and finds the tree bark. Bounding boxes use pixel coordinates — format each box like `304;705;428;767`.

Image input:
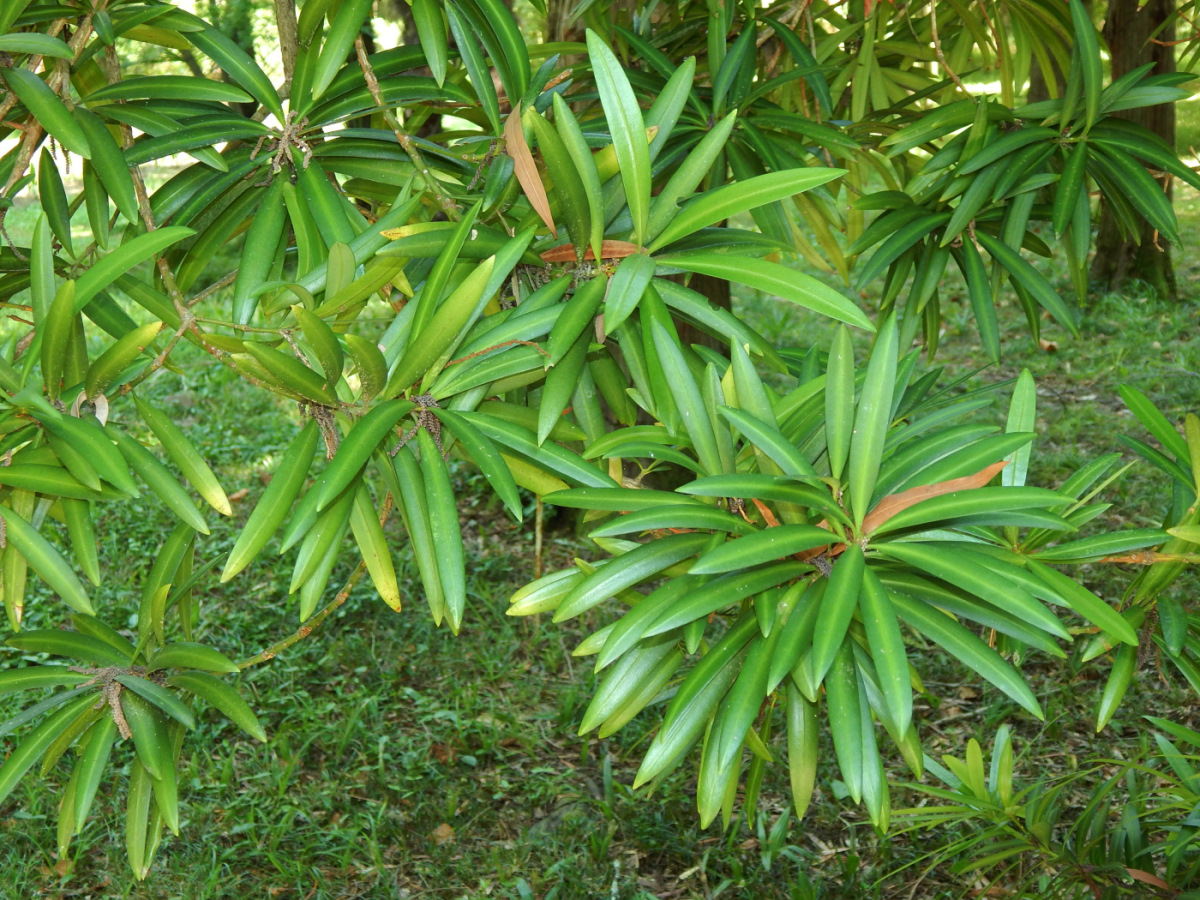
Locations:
273;0;298;98
1091;0;1177;299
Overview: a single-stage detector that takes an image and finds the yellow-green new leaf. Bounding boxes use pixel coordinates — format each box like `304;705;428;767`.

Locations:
133;396;231;517
350;484;400;611
85;322;163;399
385;259;495;397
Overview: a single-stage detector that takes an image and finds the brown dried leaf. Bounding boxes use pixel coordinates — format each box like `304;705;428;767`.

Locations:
751;498;780;529
228;488;250;502
1099;551;1159;565
539;240;641;263
505;100;555;237
861;460;1008;536
1039;338;1059;352
431;823;456;845
1125;868;1171;890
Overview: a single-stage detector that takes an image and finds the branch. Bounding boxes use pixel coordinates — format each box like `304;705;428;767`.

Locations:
274;0;299;96
353;35;459;219
236;561;369;670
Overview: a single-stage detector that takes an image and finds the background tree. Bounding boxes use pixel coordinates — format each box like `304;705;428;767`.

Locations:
1092;0;1179;297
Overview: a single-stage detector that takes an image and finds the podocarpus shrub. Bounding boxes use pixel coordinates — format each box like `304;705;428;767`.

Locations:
0;0;1195;886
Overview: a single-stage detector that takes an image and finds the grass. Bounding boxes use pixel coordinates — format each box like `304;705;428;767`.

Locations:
2;187;1200;899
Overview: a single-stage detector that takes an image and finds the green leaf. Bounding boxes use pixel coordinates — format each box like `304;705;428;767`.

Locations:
587;30;652;247
1119;384;1188;461
870;487;1066;535
810;546;865;684
74;228;194;313
1095;643;1135;732
85;75;251;103
848;316;898;527
554;533;711;622
974;231;1078;335
310;0;374;100
644;562;811;636
1069;0;1102;131
650;319;723;476
3;68;90;158
412;0;448;85
689;525;833;575
188;24;285;120
1031;528;1167;563
589;506;756;538
604;253;657;336
650;167;843;253
860;567;912;733
0;506;92;615
0;34;74;58
665;255;873;332
888;589;1043;719
719;407;819;479
1026;559;1137;645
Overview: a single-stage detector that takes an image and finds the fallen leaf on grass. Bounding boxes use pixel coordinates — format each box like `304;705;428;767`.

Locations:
431;823;455;845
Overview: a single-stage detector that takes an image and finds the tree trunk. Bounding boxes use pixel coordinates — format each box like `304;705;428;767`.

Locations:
1091;0;1177;299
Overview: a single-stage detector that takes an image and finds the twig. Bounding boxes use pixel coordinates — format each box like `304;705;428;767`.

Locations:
930;0;969;96
274;0;299;96
186;270;239;309
237;561;369;670
353;35;458;219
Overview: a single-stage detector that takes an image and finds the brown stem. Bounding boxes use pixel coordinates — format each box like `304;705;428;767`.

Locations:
930;1;969;96
236;562;369;670
353;35;459;219
274;0;299;97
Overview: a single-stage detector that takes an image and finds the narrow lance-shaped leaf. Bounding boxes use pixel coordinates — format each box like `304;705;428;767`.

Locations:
848;315;898;527
666;255;874;332
826;326;855;481
648;168;845;252
587;30;651;247
3;68;90;158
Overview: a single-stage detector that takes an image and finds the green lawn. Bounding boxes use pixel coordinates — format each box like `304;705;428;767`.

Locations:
2;187;1200;898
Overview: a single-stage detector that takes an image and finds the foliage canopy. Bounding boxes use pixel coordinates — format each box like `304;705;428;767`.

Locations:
0;0;1198;891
